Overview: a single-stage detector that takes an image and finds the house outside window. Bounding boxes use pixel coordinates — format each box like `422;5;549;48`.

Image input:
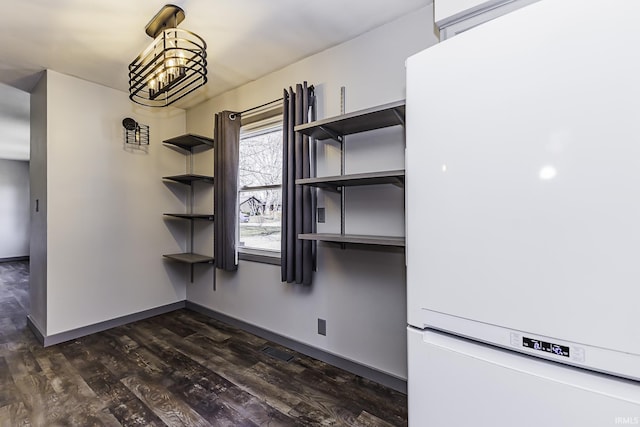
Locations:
237;115;283;259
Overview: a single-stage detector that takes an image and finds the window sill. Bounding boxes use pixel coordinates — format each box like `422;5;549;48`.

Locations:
238;250;281;266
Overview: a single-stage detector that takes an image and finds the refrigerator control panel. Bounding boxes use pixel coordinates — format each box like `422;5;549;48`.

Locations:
522;337;569;358
510;332;585;363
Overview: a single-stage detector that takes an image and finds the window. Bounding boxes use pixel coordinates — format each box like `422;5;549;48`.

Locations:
237;115;283;259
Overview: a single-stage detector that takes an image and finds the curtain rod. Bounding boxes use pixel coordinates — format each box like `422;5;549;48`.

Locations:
232;85;315;117
233;98;283;118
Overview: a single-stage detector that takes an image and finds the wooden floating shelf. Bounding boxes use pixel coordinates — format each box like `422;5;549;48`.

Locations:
294;100;405;141
298;233;405;247
163;134;214;151
296;170;404;191
162;253;214;264
162;174;214;185
163;213;214;221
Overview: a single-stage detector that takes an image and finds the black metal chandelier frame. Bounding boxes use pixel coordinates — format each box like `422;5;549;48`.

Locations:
128;5;207;107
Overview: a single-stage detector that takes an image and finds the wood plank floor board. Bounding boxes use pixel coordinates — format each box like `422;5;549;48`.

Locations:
4;350;41;386
78;331;171;382
0;317;17;341
201;351;304;417
154;312;232;344
139;327;216;368
248;361;367;426
354;411;399;427
36;395;119;427
215;387;301;427
57;340;108;381
64;406;124;427
180;312;269;348
225;337;306;375
121;326;254;419
295;366;408;424
101;329;175;378
130;325;303;425
121;374;213;427
187;333;261;371
68;318;298;426
287;399;345;427
150;316;200;339
69;359;169;427
0;261;408;426
0;341;20;359
122;328;208;379
169;367;299;427
128;322;298;426
84;370;143;407
169;380;262;427
0;357;20;408
12;372;60;424
109;397;167;427
0;401;30;427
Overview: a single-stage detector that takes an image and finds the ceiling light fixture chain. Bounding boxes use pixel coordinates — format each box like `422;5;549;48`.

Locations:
128;4;207;107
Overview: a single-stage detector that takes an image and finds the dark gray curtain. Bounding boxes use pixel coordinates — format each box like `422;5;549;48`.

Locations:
214;111;241;271
282;82;315;285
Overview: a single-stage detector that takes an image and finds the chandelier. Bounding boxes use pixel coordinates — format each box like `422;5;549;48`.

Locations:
128;4;207;107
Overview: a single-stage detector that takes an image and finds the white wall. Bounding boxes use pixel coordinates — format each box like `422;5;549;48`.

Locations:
0;160;29;259
0;83;30;161
31;70;191;336
0;82;30;260
30;73;47;332
186;7;438;380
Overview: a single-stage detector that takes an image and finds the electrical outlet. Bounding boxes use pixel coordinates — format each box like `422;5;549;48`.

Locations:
317;207;325;223
318;318;327;336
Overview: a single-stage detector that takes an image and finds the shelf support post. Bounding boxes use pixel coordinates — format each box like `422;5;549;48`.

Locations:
340;87;346;249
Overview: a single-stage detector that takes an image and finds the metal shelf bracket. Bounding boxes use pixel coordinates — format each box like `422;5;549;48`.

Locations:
318;125;344;143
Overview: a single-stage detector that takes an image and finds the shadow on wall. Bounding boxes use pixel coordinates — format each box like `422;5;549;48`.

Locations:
0;159;30;259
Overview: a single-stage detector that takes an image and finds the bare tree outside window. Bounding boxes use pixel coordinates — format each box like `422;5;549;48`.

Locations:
238;124;282;253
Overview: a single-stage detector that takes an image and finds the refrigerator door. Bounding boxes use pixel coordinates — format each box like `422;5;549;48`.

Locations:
408;328;640;427
406;0;640;373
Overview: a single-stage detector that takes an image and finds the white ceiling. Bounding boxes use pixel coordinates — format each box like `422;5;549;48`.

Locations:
0;0;432;107
0;0;432;160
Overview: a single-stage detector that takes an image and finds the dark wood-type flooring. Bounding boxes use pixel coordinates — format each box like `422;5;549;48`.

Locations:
0;261;407;426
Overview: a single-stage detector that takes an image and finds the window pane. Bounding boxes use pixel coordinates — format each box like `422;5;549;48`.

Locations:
239;128;283;188
238;121;283;254
238;189;282;252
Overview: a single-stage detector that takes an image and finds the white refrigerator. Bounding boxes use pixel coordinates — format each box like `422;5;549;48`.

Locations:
406;1;640;425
